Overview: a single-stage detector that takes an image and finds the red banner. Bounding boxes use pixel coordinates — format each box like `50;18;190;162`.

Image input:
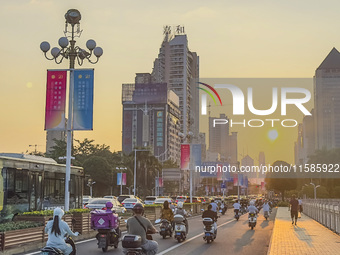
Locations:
233;174;238;186
45;70;67;130
180;144;190;170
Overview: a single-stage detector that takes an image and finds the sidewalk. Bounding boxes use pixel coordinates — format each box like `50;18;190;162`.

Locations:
268;207;340;255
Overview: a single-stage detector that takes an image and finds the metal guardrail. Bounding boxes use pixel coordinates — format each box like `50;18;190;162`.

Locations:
302;199;340;234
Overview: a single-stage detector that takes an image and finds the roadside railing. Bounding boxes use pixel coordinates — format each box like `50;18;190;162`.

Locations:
302;199;340;234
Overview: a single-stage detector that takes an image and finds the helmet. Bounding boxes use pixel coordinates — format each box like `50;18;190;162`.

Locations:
53;207;64;218
250;200;255;206
132;203;144;214
106;201;113;209
177;202;184;209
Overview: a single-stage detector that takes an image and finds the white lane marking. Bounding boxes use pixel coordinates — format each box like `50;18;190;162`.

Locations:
157;218;236;255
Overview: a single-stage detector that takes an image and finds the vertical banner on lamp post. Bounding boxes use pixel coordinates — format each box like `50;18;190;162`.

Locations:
261;181;265;190
245;176;248;188
191;144;202;167
180;144;190;170
73;69;94;130
233;174;238;186
122;173;126;185
45;70;67;130
117;173;122;185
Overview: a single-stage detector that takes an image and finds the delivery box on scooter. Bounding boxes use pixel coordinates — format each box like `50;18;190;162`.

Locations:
122;235;142;248
91;210;119;229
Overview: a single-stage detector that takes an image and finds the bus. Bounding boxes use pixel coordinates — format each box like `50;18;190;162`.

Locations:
0;153;84;222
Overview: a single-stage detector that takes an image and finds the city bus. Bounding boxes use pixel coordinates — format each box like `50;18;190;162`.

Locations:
0;153;84;221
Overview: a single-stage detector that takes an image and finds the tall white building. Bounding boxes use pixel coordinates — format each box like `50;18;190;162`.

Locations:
151;26;199;138
314;48;340;150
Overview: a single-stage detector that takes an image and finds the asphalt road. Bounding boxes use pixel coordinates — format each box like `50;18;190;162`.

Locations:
24;208;277;255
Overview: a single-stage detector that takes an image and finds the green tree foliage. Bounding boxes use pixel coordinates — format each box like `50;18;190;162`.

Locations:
83;156;112;196
47;139;164;197
307;148;340;196
265;160;297;200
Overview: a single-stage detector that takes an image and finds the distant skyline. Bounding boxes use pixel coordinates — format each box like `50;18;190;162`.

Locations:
1;0;340;165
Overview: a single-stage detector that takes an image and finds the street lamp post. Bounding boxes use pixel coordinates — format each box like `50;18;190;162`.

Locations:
310;182;320;200
87;180;96;197
40;9;103;211
134;149;149;196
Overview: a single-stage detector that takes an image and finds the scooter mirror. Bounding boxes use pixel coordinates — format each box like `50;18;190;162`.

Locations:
155;219;161;224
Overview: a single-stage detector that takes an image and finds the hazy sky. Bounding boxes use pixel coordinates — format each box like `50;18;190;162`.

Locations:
0;0;339;165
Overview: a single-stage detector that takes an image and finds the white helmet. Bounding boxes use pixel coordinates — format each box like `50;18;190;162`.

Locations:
177;202;184;209
250;200;255;206
53;207;64;218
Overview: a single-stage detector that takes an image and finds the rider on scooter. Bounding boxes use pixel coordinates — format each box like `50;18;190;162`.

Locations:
104;201;121;241
126;203;158;255
202;204;218;234
262;200;270;218
233;200;241;217
160;200;174;230
45;208;79;255
247;200;259;216
174;202;188;234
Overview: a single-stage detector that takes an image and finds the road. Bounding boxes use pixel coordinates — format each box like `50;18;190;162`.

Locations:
24;208;276;255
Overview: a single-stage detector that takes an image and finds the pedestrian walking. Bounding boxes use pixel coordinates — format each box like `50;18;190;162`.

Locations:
298;197;303;218
290;195;299;225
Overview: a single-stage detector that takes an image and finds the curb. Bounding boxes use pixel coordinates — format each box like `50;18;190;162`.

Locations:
266;207;279;255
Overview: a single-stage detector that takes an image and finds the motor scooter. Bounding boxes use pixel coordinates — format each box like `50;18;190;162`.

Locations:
264;211;269;220
248;212;257;230
41;234;76;255
173;214;187;243
155;219;172;239
234;209;240;221
91;209;121;252
202;218;217;243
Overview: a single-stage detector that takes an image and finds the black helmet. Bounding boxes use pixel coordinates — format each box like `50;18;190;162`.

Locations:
132;203;144;214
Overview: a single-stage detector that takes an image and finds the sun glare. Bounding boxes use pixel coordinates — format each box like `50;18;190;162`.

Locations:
268;129;278;141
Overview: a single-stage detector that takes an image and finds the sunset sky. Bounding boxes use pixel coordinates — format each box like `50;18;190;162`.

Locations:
0;0;339;165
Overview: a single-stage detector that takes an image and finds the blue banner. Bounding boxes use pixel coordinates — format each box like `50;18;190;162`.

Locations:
191;144;202;167
244;176;248;188
238;174;243;187
73;69;94;130
117;173;122;185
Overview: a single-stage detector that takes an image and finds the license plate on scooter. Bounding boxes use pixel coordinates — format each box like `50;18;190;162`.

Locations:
205;233;210;236
176;232;181;236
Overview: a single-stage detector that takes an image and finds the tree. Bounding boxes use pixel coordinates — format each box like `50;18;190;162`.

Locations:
265;161;297;200
83;156;112;196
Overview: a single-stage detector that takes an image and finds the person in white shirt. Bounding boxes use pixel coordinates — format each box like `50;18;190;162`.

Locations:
45;208;79;255
262;200;270;217
210;199;219;213
247;200;259;216
233;200;241;216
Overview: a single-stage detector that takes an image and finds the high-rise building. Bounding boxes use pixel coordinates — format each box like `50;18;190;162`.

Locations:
208;113;238;164
122;82;181;163
151;26;199;138
314;48;340;150
294;111;315;165
46;119;67;154
241;154;254;181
